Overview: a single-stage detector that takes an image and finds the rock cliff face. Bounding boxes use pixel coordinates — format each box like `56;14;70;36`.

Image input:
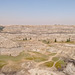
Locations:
64;63;75;75
0;25;75;75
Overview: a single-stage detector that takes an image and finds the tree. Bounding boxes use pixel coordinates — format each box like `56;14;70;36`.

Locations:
23;38;27;41
54;38;57;42
66;38;70;42
0;26;4;31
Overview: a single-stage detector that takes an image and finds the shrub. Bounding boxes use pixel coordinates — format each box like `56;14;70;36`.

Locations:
66;38;70;42
0;26;4;31
42;40;50;44
23;38;27;41
54;39;57;42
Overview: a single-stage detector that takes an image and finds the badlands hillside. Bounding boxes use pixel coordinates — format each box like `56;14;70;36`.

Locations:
0;25;75;75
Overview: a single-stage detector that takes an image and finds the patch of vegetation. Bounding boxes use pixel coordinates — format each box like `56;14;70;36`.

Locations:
28;51;49;62
54;38;57;42
48;53;57;56
55;60;66;70
18;51;48;62
31;51;42;55
43;61;54;67
66;38;70;42
31;51;47;57
0;51;49;68
52;57;59;62
0;60;7;69
42;40;50;44
17;51;33;60
23;38;27;41
33;56;48;62
24;54;33;60
0;51;48;71
25;57;33;60
0;51;30;62
0;26;4;31
0;55;15;61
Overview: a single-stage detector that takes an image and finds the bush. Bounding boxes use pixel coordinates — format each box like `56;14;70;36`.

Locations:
23;38;27;41
42;40;50;44
54;39;57;42
66;38;70;42
0;26;4;31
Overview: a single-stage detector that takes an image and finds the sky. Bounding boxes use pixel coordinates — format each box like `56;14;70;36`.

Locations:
0;0;75;25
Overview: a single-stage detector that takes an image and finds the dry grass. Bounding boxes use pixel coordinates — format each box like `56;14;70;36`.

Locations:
43;61;54;67
55;60;66;69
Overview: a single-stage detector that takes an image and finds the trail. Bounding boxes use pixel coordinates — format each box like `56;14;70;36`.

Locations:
36;50;62;67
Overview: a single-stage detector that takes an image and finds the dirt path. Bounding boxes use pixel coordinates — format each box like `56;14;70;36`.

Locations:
36;50;62;67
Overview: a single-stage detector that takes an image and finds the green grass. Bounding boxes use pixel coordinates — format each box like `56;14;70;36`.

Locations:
52;57;59;62
55;60;66;69
17;52;34;60
0;55;15;61
0;51;53;70
0;52;30;62
31;51;44;56
29;51;49;62
0;51;48;62
20;51;48;62
0;54;26;62
43;61;54;67
0;51;67;70
48;53;57;56
0;60;7;69
33;56;48;62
